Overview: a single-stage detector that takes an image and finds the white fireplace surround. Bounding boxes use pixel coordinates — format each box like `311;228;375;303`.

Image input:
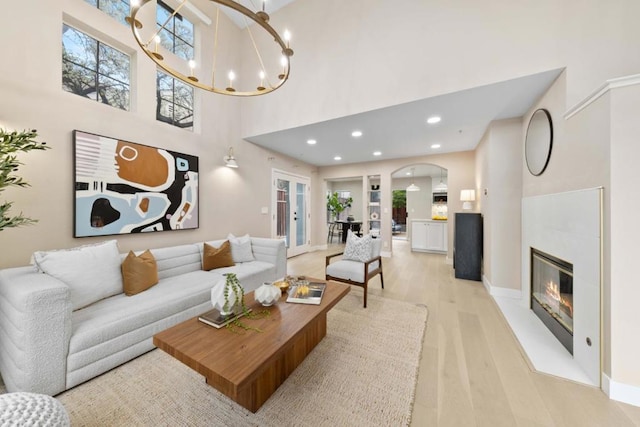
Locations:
495;188;602;387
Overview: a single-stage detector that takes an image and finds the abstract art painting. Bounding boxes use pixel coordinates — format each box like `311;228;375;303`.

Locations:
74;130;198;237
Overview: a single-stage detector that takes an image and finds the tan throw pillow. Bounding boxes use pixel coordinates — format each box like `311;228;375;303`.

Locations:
122;250;159;296
203;241;235;271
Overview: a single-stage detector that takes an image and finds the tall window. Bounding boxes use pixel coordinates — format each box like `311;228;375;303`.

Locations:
157;71;194;130
84;0;130;26
157;0;194;60
62;25;130;111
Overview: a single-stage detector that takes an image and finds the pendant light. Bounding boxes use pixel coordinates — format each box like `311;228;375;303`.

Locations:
406;168;420;192
434;168;447;192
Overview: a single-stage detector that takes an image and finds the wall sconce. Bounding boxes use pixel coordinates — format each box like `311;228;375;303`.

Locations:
460;189;476;210
223;147;238;168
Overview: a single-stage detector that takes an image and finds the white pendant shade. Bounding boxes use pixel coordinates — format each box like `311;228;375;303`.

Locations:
407;167;419;191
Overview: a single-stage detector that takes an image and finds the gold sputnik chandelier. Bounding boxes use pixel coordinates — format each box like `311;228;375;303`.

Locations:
127;0;294;96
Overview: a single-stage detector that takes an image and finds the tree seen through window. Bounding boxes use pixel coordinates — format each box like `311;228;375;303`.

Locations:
157;0;194;60
84;0;130;26
157;71;194;130
62;24;130;111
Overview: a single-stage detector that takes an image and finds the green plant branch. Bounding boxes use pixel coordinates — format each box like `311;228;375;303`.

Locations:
0;128;50;232
221;273;271;334
327;192;353;216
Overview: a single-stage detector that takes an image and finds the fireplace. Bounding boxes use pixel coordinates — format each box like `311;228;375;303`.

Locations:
530;248;574;354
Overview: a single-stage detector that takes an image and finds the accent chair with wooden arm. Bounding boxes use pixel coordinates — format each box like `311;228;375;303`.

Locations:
325;237;384;308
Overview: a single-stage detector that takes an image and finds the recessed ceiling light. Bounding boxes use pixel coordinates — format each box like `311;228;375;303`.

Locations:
307;139;317;145
334;156;342;161
406;172;411;176
351;130;363;137
431;144;441;149
373;151;382;156
427;116;441;124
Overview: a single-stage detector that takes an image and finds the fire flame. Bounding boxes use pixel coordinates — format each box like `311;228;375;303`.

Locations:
545;280;573;317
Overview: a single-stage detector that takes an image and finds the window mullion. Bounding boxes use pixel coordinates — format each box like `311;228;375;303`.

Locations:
95;41;101;102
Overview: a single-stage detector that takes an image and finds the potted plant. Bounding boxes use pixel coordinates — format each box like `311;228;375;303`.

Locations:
210;273;270;333
326;192;353;222
0;128;49;231
211;273;247;316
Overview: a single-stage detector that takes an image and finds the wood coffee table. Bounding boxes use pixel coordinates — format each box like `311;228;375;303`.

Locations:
153;280;350;413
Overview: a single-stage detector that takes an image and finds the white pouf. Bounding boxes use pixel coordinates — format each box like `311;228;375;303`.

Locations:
0;392;70;427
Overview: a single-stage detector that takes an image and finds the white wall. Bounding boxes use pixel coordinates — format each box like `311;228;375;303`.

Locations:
609;83;640;394
475;118;523;293
406;177;432;220
242;0;640;140
475;131;491;280
488;119;523;291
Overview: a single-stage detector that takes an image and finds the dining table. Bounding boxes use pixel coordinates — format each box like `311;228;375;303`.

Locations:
335;220;363;243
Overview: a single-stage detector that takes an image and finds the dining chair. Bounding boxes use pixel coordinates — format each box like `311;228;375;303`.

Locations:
327;222;342;243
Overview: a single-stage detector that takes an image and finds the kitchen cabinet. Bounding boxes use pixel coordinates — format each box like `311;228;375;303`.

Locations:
411;219;447;253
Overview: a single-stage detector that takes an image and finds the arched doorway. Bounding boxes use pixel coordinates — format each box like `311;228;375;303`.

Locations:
390;164;448;252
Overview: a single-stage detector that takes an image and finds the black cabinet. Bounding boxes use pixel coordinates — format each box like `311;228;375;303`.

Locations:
454;213;483;281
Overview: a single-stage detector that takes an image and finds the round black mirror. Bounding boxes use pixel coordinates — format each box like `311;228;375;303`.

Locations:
525;109;553;176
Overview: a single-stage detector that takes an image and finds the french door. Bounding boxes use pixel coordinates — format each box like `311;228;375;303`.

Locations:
272;170;311;257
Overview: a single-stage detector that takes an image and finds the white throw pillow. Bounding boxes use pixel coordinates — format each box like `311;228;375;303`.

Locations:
343;230;373;263
33;240;123;311
226;233;255;263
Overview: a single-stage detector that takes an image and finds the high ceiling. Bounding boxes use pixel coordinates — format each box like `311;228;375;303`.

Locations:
245;68;563;169
222;0;298;27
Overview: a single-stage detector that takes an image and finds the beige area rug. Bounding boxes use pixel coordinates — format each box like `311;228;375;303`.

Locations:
12;290;427;426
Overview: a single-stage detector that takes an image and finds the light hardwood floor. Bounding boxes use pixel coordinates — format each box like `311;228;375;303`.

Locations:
287;239;640;427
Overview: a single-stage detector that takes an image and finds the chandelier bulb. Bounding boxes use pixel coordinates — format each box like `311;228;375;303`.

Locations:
278;56;288;80
188;60;198;82
258;70;266;91
151;35;164;60
227;71;236;92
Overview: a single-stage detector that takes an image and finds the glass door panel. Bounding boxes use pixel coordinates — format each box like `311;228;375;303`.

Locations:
273;171;310;258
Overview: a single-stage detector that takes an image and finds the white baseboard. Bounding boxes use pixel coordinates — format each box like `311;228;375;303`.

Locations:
445;256;453;265
381;250;392;258
603;374;640;407
482;275;522;299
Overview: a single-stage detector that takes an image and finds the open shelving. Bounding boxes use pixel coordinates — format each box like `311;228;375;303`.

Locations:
368;176;381;238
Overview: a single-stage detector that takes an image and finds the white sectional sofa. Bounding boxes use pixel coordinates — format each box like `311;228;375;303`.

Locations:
0;237;286;396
